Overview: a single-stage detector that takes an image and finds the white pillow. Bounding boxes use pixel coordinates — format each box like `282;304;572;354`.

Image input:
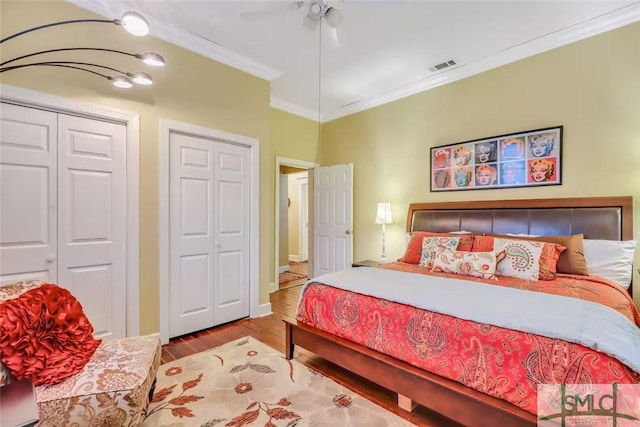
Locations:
449;230;472;234
506;233;540;237
583;239;637;288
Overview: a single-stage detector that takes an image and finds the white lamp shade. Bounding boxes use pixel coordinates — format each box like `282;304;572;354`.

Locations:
375;202;393;225
121;11;150;36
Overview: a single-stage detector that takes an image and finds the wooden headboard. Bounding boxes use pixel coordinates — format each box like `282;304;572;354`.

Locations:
406;196;634;295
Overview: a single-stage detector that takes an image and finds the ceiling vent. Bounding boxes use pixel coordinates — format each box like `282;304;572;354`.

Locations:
428;59;456;72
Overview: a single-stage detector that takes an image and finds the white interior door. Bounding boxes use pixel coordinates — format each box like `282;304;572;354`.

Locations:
299;177;308;262
0;103;58;284
57;114;127;339
213;142;250;325
314;164;353;277
169;133;215;337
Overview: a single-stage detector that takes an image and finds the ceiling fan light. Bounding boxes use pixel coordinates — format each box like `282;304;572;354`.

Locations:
132;72;152;85
325;7;342;29
121;11;149;36
141;52;165;67
308;1;324;20
112;75;133;88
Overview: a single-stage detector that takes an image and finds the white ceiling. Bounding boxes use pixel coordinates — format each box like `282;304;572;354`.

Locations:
72;1;640;122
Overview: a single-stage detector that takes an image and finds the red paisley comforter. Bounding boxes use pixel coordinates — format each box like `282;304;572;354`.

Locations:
296;262;640;414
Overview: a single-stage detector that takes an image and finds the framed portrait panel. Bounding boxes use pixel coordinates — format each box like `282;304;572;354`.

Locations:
430;126;562;192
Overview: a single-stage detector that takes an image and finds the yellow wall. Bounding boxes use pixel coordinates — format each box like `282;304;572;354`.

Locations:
0;1;272;334
288;173;301;256
321;22;640;302
271;108;320;273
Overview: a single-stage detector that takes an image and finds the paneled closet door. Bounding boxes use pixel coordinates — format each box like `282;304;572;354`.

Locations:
169;133;216;337
168;132;251;338
0;103;58;284
57;114;127;339
213;142;250;325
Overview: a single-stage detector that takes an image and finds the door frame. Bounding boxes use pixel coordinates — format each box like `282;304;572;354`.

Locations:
296;174;309;262
0;83;140;337
273;157;317;292
159;119;260;344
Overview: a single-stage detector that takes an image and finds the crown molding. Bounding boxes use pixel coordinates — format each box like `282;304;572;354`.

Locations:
322;2;640;122
66;0;282;81
270;96;322;122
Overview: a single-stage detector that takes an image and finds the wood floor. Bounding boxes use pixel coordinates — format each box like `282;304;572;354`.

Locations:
161;284;461;426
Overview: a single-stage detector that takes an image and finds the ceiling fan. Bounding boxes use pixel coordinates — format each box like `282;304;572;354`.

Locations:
241;0;344;46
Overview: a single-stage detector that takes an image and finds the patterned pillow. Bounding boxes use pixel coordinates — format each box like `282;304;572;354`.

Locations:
492;238;544;280
400;232;473;264
418;236;461;269
432;251;498;280
472;236;565;280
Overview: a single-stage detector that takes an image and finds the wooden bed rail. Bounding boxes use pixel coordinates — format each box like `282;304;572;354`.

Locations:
284;318;536;427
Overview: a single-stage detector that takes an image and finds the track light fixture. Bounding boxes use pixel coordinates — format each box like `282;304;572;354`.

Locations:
0;11;164;89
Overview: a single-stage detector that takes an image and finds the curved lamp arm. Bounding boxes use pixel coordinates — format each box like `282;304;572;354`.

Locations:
0;48;165;68
1;19;115;44
0;62;138;88
1;11;149;44
0;61;153;85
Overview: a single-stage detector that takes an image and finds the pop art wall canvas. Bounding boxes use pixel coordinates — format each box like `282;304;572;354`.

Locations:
430;126;562;192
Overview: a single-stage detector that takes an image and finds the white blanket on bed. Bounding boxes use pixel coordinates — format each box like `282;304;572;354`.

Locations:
299;267;640;373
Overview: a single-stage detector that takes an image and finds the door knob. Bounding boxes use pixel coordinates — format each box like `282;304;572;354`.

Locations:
345;230;351;235
46;254;56;262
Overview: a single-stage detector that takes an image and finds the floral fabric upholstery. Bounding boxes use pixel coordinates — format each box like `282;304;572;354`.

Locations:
0;281;161;426
432;251;498;279
35;334;161;426
418;236;461;269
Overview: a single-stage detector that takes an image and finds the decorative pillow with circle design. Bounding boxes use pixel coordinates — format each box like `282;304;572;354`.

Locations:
418;236;461;269
492;238;544;280
472;235;565;280
432;251;498;280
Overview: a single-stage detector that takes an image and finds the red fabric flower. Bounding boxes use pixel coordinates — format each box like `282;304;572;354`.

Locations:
0;284;101;386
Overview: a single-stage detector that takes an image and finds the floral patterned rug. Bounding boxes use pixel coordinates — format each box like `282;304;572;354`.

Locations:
142;336;414;426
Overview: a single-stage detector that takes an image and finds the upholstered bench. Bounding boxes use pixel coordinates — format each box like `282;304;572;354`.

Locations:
0;281;161;426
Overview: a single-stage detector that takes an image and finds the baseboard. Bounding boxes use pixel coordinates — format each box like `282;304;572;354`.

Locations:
289;254;300;262
256;302;272;317
268;282;278;293
278;265;289;273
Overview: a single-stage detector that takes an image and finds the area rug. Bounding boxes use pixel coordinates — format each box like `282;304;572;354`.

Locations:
278;271;307;284
142;337;414;426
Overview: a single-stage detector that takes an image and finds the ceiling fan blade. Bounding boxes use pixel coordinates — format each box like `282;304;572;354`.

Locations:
240;1;304;19
324;24;341;48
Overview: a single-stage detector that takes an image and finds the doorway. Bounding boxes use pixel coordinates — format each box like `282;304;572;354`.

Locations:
274;157;316;292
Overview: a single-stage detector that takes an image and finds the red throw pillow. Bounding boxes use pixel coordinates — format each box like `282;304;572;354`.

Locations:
400;231;474;264
0;284;101;386
472;236;565;280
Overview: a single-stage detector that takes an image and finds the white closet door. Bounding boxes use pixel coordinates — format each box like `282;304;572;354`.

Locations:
57;114;127;339
213;142;250;325
0;103;58;284
169;133;215;337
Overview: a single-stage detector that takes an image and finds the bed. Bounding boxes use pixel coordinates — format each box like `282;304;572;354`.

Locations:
284;196;638;427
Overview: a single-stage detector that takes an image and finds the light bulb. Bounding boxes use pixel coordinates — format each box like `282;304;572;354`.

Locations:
121;11;149;36
112;76;133;88
132;72;152;85
140;52;165;67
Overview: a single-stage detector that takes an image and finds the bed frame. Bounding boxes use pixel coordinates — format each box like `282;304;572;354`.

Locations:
284;196;633;427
